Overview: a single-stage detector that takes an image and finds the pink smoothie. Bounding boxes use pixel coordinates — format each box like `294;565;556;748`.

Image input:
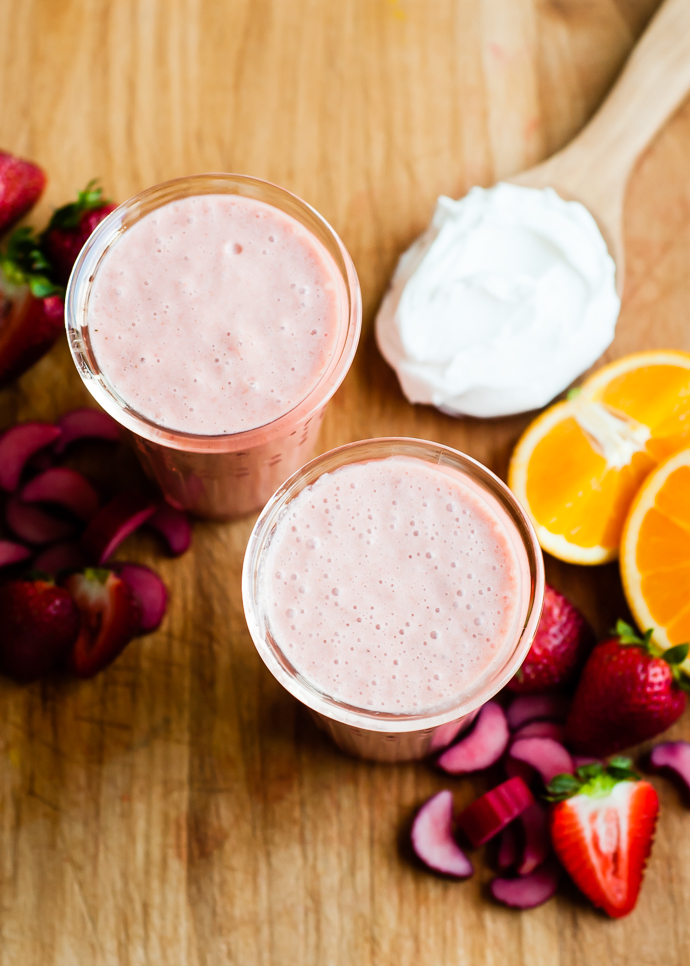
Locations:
262;455;530;714
87;193;344;435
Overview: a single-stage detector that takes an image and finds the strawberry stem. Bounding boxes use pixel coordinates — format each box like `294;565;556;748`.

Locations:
42;180;111;232
0;226;64;297
545;757;639;803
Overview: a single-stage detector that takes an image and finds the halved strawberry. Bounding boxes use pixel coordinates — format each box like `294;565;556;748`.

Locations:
0;577;80;681
547;758;659;918
41;181;116;284
63;568;141;677
0;150;46;236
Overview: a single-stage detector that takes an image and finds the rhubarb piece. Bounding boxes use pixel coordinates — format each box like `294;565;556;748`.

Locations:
504;756;535;786
0;422;61;492
0;539;31;568
509;737;574;786
572;755;600;769
456;777;534;848
54;407;120;454
0;577;80;681
490;860;561;909
80;491;155;564
21;467;99;521
511;720;566;743
516;802;551;876
113;563;168;633
6;496;74;545
437;700;509;774
508;584;595;693
506;694;570;731
0;151;46;235
63;568;141;677
497;823;520;872
147;502;192;556
33;541;87;576
649;741;690;801
410;790;473;878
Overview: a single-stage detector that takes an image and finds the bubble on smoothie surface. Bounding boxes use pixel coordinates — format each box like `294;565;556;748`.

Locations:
262;456;528;714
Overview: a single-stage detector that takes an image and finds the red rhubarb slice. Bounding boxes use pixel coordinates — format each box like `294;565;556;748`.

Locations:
0;539;31;568
497;823;520;872
33;541;88;576
21;467;100;521
511;720;566;743
490;859;561;909
506;694;570;731
80;492;155;564
456;777;534;848
113;563;168;633
437;700;509;774
410;790;473;878
6;497;74;545
147;503;192;556
53;408;120;454
649;741;690;801
508;737;574;786
516;802;551;876
0;422;61;492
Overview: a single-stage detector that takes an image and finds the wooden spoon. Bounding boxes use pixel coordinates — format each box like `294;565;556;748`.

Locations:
509;0;690;294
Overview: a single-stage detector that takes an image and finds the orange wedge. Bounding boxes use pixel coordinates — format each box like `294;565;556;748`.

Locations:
508;350;690;564
621;448;690;651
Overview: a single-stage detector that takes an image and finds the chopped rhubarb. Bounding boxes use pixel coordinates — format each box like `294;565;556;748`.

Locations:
113;563;168;633
437;700;509;774
0;422;61;492
33;541;88;576
0;539;31;568
80;491;155;564
572;755;600;770
490;859;561;909
6;496;74;545
649;741;690;802
21;467;100;521
53;408;120;453
516;802;551;876
511;720;566;743
456;777;534;848
506;693;570;731
410;790;473;878
497;823;519;872
508;737;574;785
147;502;192;556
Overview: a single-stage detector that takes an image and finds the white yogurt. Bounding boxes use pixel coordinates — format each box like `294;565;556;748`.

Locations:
376;183;619;418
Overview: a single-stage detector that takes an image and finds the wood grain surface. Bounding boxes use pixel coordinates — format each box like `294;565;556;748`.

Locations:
1;1;690;963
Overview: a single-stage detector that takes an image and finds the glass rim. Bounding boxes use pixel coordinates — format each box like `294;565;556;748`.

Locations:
242;436;545;734
64;173;362;454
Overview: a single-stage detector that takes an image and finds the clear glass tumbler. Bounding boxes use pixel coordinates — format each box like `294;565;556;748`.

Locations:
65;174;362;519
243;437;545;762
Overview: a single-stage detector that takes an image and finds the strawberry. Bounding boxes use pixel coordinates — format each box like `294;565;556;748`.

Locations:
0;227;64;388
508;584;595;693
565;621;689;757
63;568;141;677
0;577;80;681
0;150;46;237
547;758;659;918
41;181;116;284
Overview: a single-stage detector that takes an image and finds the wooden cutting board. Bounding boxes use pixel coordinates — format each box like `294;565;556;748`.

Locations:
1;1;690;963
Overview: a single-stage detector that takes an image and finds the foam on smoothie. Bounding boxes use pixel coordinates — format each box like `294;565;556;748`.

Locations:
262;456;529;714
87;194;343;435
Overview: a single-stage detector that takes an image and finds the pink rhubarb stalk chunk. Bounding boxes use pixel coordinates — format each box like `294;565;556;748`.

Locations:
21;467;100;521
506;694;570;731
54;408;120;453
490;859;561;909
437;700;509;774
80;492;155;564
508;737;574;786
650;741;690;801
0;422;61;492
410;790;473;878
457;777;534;848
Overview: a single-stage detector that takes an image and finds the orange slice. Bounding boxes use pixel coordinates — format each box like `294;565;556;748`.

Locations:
621;448;690;651
508;350;690;564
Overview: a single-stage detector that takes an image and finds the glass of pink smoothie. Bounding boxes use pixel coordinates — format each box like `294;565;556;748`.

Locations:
65;175;361;518
243;437;544;762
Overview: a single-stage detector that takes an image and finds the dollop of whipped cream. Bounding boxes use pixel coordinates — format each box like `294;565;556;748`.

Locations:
375;183;620;418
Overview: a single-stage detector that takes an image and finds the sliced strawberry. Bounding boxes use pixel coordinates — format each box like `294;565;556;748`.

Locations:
0;577;80;681
41;182;116;284
0;151;46;236
63;568;141;677
547;758;659;918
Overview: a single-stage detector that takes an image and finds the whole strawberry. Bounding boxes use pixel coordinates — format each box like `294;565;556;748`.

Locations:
566;621;689;756
41;181;116;284
508;584;595;693
0;150;46;237
0;577;80;681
